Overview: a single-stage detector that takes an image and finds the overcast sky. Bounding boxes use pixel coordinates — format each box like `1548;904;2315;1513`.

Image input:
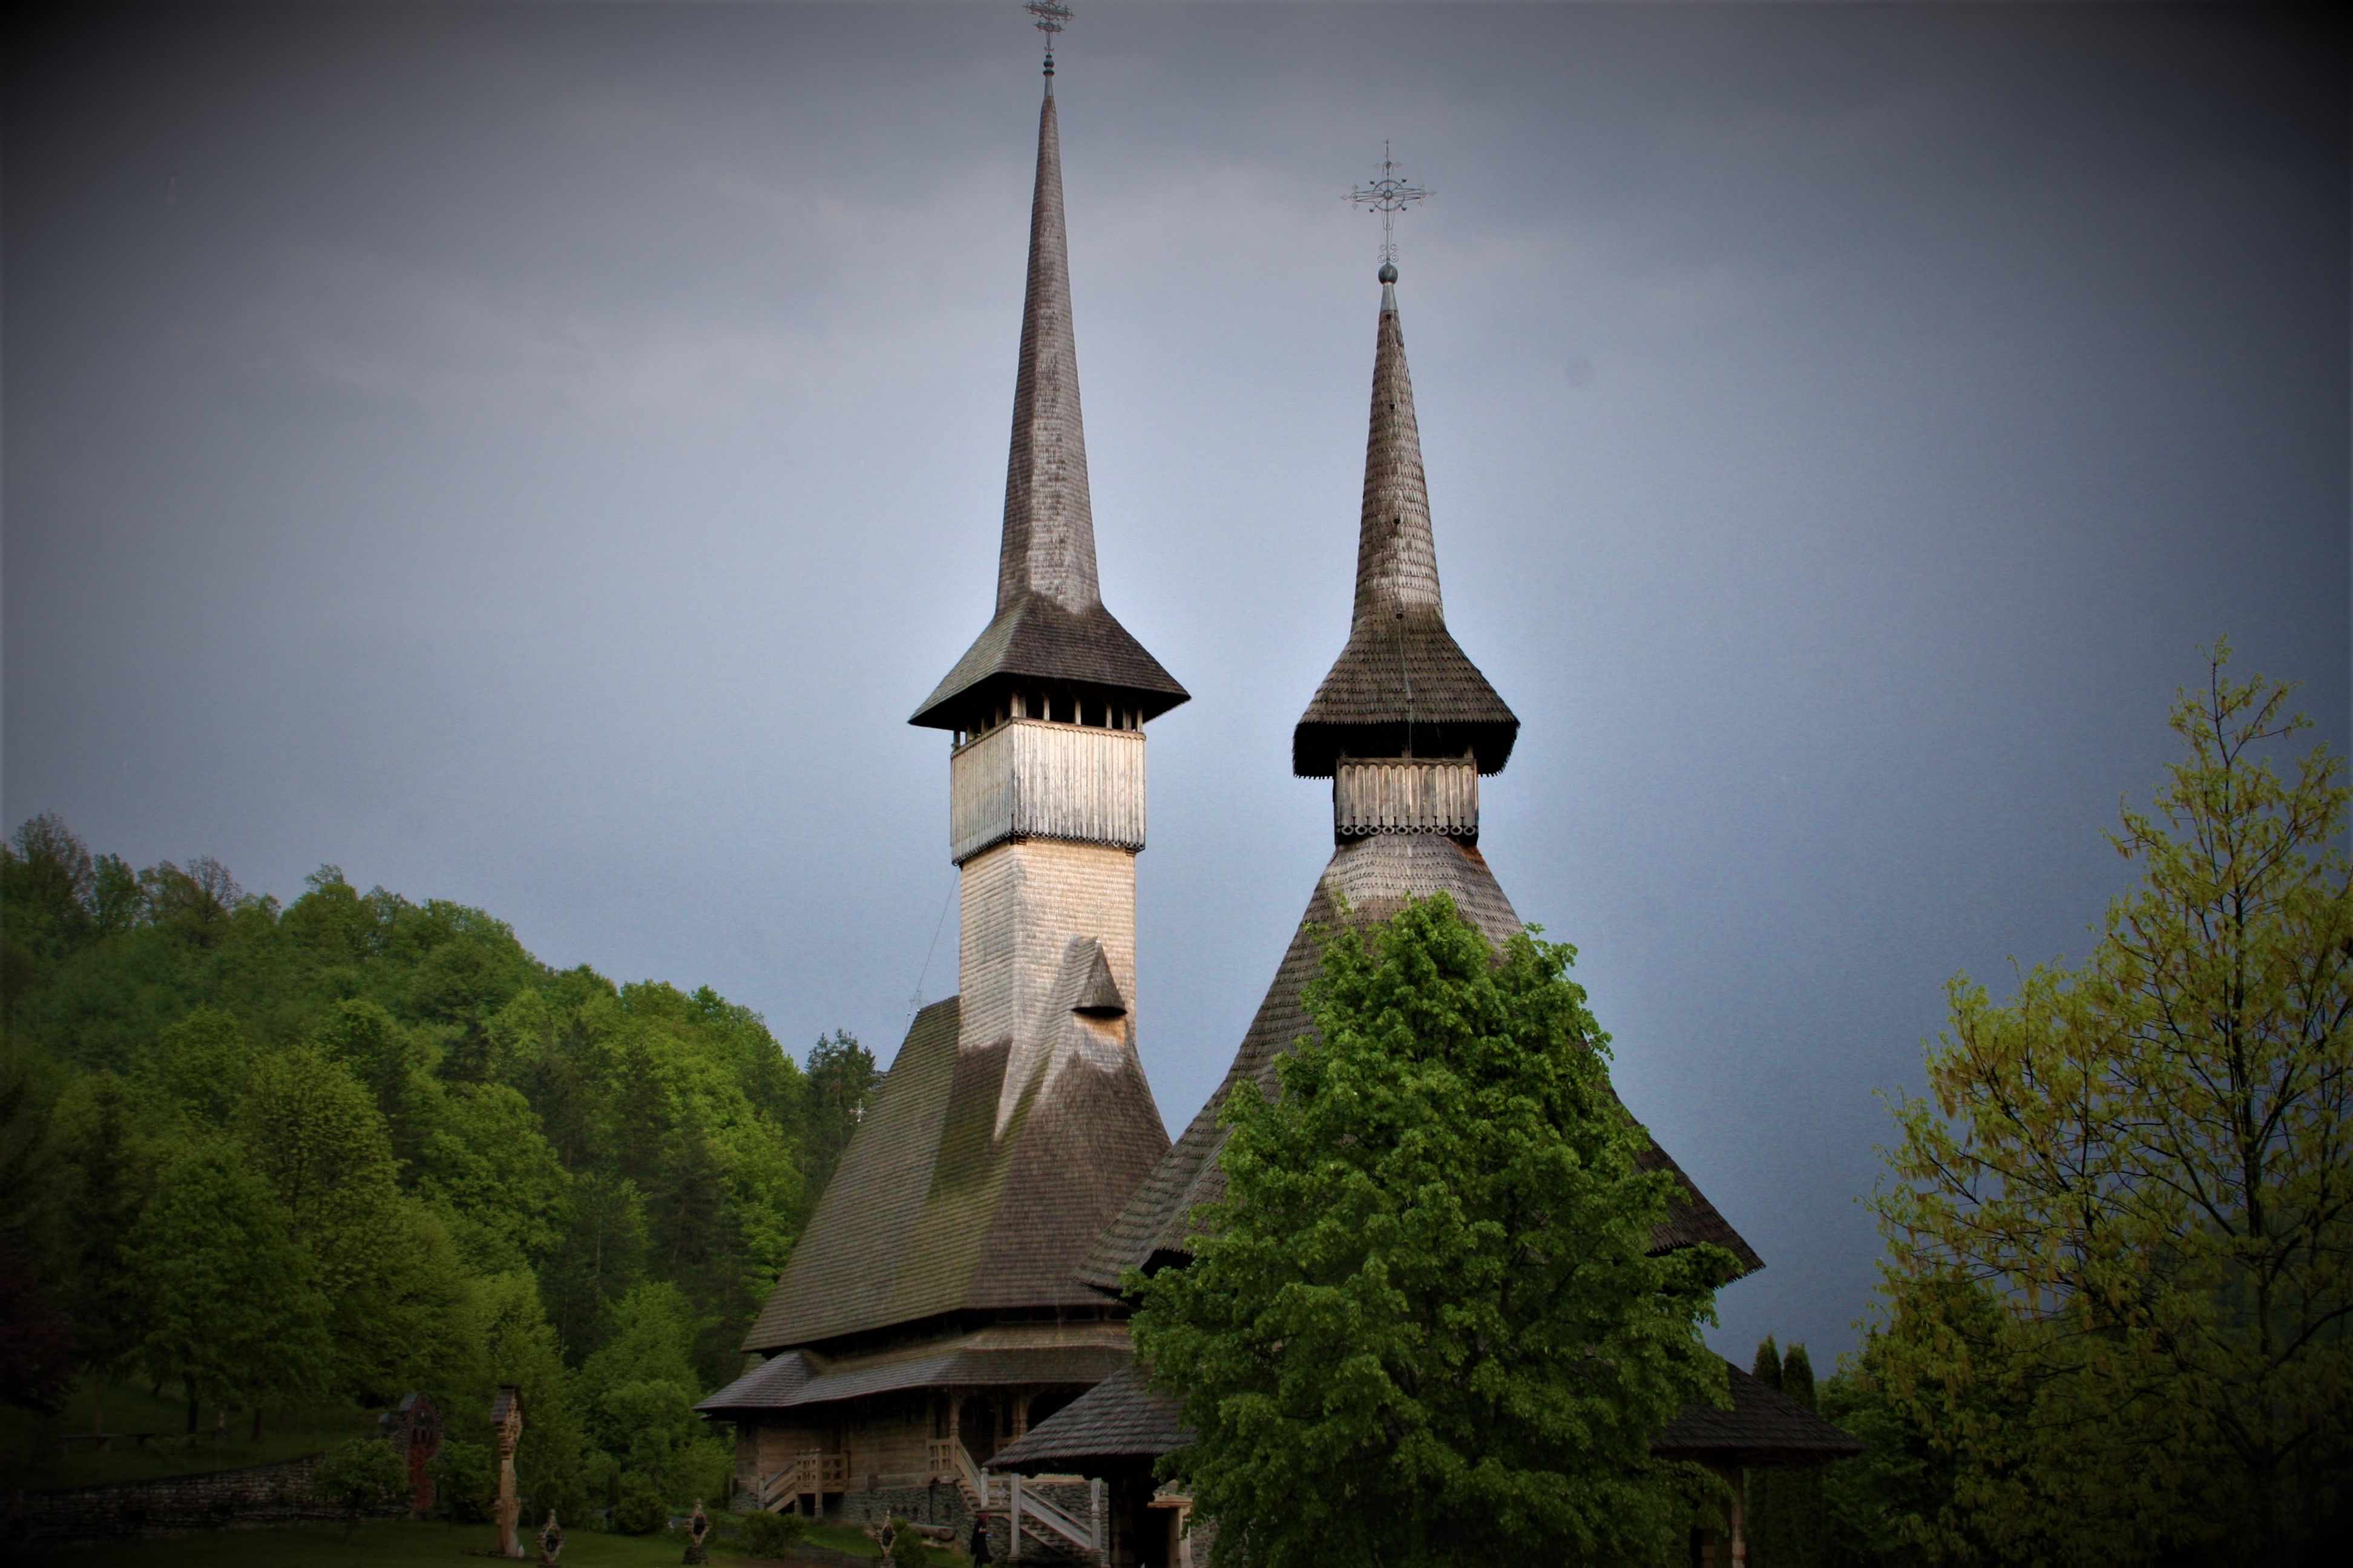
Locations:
7;2;2346;1362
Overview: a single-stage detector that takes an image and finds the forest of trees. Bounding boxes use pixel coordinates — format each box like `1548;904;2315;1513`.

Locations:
0;815;878;1520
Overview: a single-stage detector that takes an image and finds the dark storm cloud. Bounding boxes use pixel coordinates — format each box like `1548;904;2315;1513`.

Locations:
7;3;2345;1362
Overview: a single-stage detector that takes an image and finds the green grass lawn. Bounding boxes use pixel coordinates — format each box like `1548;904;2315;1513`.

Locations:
22;1517;967;1567
25;1519;699;1567
1;1374;379;1492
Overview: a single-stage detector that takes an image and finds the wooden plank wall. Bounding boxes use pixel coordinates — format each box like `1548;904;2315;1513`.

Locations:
951;720;1146;864
1333;758;1479;838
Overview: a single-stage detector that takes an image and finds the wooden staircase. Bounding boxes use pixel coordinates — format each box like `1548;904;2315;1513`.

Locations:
758;1451;850;1515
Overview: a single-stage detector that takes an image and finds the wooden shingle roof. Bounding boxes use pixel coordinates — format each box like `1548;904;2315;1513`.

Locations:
988;1358;1860;1474
1652;1362;1866;1467
700;1343;1131;1420
1078;833;1762;1293
744;996;1169;1353
911;81;1185;733
989;1362;1184;1475
1294;282;1515;776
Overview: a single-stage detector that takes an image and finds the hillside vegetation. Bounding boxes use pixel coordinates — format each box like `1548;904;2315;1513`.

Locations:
0;815;875;1518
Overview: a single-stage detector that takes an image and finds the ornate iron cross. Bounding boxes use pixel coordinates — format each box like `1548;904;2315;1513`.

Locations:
1350;143;1431;266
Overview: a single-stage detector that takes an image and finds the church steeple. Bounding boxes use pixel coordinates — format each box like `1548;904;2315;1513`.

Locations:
1293;261;1518;779
910;68;1187;736
996;73;1094;618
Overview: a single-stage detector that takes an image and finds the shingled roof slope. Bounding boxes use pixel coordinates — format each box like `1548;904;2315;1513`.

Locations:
988;1359;1859;1474
989;1362;1186;1474
1653;1361;1866;1466
1294;280;1515;776
744;995;1170;1353
701;1345;1129;1419
1080;833;1762;1292
913;593;1186;730
912;77;1185;732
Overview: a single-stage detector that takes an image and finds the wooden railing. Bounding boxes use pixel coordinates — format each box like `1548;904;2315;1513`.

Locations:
758;1450;850;1512
929;1438;1014;1511
1003;1473;1104;1564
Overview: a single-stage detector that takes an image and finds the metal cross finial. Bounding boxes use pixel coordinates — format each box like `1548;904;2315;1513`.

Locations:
1349;143;1430;267
1026;1;1073;71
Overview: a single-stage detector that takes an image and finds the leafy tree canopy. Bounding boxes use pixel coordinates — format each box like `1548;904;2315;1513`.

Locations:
1871;645;2353;1564
1133;893;1731;1568
1;818;859;1509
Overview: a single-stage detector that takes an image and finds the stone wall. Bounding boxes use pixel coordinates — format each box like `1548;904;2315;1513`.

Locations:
4;1451;405;1553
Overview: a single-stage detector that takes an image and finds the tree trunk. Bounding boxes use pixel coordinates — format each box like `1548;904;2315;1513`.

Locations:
185;1383;200;1435
251;1405;265;1442
93;1367;107;1439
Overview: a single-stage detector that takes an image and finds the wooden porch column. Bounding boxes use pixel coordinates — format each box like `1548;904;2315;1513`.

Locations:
1009;1474;1023;1563
1712;1466;1748;1568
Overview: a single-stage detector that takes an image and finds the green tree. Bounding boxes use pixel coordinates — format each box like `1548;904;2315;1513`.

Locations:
54;1071;157;1434
802;1028;875;1206
1132;894;1731;1568
1873;646;2353;1563
465;1271;589;1523
543;1170;651;1362
575;1282;729;1503
0;1044;74;1416
130;1144;329;1431
145;1007;253;1130
335;1197;477;1407
312;998;441;1176
241;1048;398;1271
310;1434;410;1541
1748;1339;1825;1567
419;1081;569;1275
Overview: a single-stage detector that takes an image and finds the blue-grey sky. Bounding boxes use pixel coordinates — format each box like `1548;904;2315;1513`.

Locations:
6;2;2345;1363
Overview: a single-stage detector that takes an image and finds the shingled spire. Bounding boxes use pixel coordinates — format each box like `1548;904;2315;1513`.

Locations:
722;25;1172;1406
998;73;1094;617
1083;250;1759;1302
1292;264;1518;776
911;73;1187;733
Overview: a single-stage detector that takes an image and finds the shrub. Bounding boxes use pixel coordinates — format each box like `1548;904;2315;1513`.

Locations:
612;1489;669;1535
430;1438;496;1524
309;1437;409;1542
888;1518;928;1567
735;1509;806;1558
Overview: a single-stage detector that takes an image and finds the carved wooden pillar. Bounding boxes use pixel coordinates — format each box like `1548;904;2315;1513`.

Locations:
490;1385;527;1560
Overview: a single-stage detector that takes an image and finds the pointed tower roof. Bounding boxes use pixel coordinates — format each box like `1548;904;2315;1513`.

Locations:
912;77;1187;732
1293;265;1517;776
1083;256;1756;1297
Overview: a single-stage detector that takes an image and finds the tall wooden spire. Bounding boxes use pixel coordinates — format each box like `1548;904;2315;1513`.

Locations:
997;76;1094;617
1085;256;1758;1300
1292;266;1517;777
911;75;1187;734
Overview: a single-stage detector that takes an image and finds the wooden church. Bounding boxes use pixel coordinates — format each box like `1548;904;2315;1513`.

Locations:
695;39;1183;1535
703;17;1855;1566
